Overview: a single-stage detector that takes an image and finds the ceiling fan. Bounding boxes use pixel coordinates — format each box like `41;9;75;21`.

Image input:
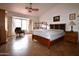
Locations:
25;3;39;12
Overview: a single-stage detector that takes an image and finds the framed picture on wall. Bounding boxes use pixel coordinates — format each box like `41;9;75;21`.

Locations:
53;16;60;22
69;13;76;20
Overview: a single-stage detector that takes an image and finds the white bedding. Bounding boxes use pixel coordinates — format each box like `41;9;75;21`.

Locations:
32;29;64;41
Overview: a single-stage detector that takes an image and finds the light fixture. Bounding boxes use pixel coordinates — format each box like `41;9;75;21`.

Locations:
25;3;39;12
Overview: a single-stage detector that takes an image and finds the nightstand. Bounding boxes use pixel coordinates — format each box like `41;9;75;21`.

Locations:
64;31;78;43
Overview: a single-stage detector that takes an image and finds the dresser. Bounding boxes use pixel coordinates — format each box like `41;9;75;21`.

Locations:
64;31;78;43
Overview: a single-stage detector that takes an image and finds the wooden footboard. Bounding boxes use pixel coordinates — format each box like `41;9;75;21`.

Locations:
32;35;64;49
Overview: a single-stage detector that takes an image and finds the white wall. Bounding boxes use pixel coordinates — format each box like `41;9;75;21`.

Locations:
39;4;79;41
29;16;39;32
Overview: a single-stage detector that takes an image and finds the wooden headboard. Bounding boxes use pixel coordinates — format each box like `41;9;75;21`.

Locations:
50;24;66;31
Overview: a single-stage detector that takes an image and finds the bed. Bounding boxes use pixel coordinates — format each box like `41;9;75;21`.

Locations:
32;24;66;48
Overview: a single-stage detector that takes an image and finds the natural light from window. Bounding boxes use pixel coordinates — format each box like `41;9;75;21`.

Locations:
12;16;30;34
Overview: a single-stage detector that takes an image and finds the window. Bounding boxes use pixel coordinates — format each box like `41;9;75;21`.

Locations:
12;16;30;35
14;19;21;28
22;20;27;30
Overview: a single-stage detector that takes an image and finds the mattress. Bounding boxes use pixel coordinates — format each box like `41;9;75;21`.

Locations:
32;29;64;41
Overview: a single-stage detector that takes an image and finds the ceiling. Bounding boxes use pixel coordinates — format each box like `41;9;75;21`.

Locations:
0;3;57;16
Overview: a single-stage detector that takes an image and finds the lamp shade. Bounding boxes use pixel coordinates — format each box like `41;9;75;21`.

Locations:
69;21;75;26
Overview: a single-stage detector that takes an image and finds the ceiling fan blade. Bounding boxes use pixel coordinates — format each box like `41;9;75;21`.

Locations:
25;7;29;9
28;10;32;12
32;8;39;11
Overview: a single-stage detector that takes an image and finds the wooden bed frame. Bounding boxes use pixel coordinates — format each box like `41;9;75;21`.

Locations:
32;24;66;48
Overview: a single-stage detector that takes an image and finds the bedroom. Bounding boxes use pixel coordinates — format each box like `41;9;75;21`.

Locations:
0;3;79;56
